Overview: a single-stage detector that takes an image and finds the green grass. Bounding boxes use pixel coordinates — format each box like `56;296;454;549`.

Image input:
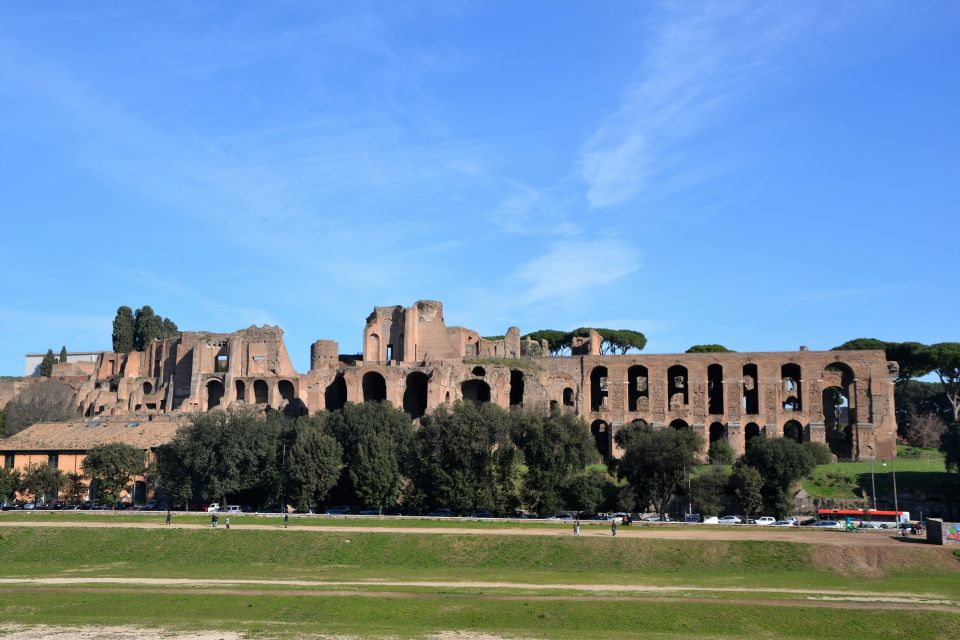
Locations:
1;591;957;639
803;447;958;502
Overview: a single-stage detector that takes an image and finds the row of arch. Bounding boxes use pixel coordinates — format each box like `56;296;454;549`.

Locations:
588;361;856;418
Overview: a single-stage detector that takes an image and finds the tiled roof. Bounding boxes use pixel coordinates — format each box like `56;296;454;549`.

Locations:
0;418;185;451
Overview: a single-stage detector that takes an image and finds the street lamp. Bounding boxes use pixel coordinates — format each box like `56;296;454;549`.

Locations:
882;458;901;533
865;445;877;511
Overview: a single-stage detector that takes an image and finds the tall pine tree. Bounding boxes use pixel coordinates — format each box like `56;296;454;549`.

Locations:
133;306;162;350
58;345;68;364
39;349;56;377
112;306;135;353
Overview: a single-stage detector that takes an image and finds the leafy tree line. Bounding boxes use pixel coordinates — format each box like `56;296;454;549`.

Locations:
111;305;179;353
523;328;647;356
153;402;602;514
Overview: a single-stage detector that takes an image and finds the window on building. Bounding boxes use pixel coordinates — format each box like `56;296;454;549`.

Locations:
48;453;59;469
3;454;13;470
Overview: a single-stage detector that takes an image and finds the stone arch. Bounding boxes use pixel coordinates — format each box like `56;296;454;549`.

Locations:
142;381;153;395
403;372;429;419
822;385;852;459
591;419;611;461
783;419;804;443
563;387;575;407
742;364;759;414
781;363;802;411
668;365;688;407
325;374;347;411
461;379;491;405
509;370;524;407
708;364;723;415
362;371;387;402
278;380;296;403
235;379;246;402
745;422;761;448
709;421;726;443
627;364;649;412
367;333;381;362
253;379;269;404
590;366;608;411
206;379;224;410
472;366;486;377
670;418;689;430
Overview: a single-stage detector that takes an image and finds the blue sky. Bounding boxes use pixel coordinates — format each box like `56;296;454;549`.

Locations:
1;1;958;375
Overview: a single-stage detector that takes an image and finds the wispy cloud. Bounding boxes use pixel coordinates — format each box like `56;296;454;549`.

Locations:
579;2;837;209
511;239;641;303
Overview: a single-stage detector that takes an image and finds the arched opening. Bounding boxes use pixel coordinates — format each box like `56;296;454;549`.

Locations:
444;391;451;403
781;363;802;411
206;379;224;410
670;419;689;430
142;382;153;395
590;366;608;411
742;364;759;414
708;364;724;415
253;379;269;404
783;420;804;443
509;370;524;407
627;365;649;412
709;421;726;443
367;333;381;361
668;365;688;407
472;366;486;377
362;371;387;402
235;380;245;402
562;387;575;407
403;372;429;419
278;380;296;403
325;374;347;411
550;400;558;413
745;422;761;449
591;420;611;462
461;380;491;405
133;480;147;506
823;386;852;459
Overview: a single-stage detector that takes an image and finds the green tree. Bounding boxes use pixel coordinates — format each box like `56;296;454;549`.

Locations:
82;443;146;507
39;349;56;377
112;306;135;353
20;462;66;504
741;438;816;518
942;422;960;473
803;442;834;465
133;306;164;351
410;402;518;515
571;328;646;354
563;468;606;517
510;410;597;515
327;402;414;511
689;466;728;517
615;424;703;518
156;408;283;508
928;342;960;424
0;467;20;504
833;339;932;391
58;346;68;364
4;381;77;436
64;472;87;505
708;440;735;465
159;317;179;339
283;415;343;512
729;464;764;519
522;330;571;356
0;407;6;438
686;344;732;353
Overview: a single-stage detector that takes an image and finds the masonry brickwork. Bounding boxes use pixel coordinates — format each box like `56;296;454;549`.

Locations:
21;300;898;461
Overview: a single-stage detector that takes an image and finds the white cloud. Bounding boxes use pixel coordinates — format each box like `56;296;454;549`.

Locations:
512;239;641;303
579;2;836;208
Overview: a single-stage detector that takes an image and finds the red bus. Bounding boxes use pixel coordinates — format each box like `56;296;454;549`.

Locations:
816;508;909;529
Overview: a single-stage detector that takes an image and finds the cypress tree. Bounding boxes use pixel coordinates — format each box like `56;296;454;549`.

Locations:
39;349;56;377
58;345;68;364
160;317;179;339
112;306;135;353
133;306;162;350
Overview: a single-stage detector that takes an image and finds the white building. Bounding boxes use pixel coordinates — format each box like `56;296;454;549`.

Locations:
24;351;102;377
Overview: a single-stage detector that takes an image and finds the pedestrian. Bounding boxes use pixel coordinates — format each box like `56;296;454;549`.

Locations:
211;513;216;528
611;519;618;537
165;509;172;526
225;516;230;530
284;512;289;529
574;519;580;537
214;513;219;528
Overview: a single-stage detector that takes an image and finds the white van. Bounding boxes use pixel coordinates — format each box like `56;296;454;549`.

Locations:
224;505;242;514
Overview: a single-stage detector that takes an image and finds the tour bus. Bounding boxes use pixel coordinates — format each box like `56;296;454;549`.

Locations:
816;508;910;529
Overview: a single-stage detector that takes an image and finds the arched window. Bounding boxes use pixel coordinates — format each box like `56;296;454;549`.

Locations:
461;380;491;405
509;370;524;407
325;374;347;411
627;365;649;412
254;379;269;404
362;371;387;402
590;366;608;411
708;364;723;415
783;420;804;443
591;420;611;461
403;372;429;419
206;379;224;410
668;365;688;406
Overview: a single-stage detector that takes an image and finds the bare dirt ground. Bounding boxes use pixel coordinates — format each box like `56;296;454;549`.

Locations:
0;625;245;639
0;519;927;547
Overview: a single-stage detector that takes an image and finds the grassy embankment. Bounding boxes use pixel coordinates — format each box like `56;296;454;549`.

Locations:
0;527;958;638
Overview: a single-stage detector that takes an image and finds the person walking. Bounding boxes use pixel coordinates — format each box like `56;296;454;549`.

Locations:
225;516;230;530
165;509;172;526
284;512;289;529
611;519;618;537
213;513;219;528
574;519;580;537
211;513;216;528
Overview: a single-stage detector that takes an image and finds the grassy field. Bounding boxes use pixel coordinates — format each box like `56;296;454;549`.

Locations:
803;446;958;502
0;525;957;638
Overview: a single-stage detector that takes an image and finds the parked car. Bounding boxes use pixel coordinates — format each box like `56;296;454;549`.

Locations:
21;502;37;510
771;520;797;527
324;506;350;515
684;514;702;523
702;516;719;524
808;520;844;530
223;505;242;514
357;508;380;515
754;516;776;526
640;514;672;522
206;503;220;513
427;509;455;518
718;515;742;525
466;510;494;518
549;513;574;521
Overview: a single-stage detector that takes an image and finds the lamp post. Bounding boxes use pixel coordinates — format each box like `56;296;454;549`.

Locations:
882;458;901;532
865;445;877;511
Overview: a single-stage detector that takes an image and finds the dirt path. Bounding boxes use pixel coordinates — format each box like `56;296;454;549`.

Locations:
0;519;926;547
